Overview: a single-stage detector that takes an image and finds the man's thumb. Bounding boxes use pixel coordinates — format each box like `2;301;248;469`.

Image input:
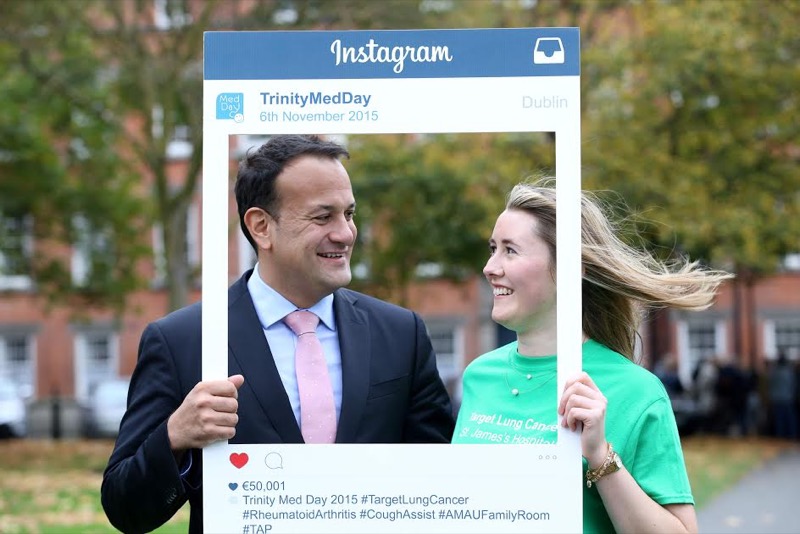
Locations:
228;374;245;389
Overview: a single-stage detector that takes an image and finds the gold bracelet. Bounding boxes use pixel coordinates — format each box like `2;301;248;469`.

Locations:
586;442;621;488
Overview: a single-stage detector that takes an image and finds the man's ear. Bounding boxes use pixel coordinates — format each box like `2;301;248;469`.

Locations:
243;207;273;251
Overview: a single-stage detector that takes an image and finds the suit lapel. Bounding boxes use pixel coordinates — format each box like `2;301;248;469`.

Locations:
228;272;302;443
333;289;371;442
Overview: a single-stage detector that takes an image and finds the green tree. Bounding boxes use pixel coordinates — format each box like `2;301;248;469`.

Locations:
0;0;147;312
582;0;799;272
346;133;554;302
3;0;224;312
580;0;800;360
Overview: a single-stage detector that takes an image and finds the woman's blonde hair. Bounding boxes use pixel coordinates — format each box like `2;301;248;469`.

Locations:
505;179;734;360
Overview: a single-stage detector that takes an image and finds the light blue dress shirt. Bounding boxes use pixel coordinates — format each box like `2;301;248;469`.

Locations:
246;266;343;427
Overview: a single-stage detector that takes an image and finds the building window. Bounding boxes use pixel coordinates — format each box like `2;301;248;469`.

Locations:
153;0;192;30
71;215;114;287
0;213;33;290
74;329;119;401
0;333;35;399
677;319;726;386
688;324;718;361
426;320;464;384
152;202;200;287
430;329;455;371
783;253;800;271
166;124;193;160
151;105;192;160
775;322;800;359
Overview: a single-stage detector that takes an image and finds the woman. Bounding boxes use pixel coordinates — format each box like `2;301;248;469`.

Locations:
453;180;732;533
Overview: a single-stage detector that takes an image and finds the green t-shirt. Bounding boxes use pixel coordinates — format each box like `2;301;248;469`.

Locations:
453;339;694;533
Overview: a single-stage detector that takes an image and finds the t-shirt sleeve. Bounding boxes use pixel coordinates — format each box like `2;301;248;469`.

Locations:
626;395;695;505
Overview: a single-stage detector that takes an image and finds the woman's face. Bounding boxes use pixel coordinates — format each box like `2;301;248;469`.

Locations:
483;209;556;335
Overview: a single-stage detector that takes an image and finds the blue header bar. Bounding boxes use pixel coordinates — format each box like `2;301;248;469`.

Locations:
204;28;579;80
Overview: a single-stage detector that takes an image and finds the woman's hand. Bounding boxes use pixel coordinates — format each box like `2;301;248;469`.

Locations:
559;373;699;533
558;372;608;467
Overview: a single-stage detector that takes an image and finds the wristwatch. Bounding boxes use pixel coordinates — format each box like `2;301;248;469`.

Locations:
586;443;623;488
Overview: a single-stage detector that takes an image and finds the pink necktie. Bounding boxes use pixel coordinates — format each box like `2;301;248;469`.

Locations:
283;310;337;443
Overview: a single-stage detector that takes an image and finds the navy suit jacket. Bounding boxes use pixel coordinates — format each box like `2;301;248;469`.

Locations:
101;271;454;533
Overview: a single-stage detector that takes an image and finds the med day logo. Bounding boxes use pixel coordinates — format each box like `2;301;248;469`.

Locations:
216;93;244;122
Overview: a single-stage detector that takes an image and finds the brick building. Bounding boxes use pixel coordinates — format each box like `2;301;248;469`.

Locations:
2;169;799;434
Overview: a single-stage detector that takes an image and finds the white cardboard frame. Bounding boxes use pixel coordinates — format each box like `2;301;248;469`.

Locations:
202;29;582;533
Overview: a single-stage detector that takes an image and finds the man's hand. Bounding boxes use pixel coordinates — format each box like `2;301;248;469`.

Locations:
167;375;245;451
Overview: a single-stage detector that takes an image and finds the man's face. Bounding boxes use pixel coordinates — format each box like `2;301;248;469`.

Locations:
260;155;357;308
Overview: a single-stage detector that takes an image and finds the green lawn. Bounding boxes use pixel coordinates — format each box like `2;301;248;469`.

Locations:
0;436;792;532
0;440;188;534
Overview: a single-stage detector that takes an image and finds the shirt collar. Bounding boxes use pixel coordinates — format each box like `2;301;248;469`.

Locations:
247;265;336;331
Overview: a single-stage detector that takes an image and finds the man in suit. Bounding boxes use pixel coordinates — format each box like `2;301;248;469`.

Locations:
101;135;455;533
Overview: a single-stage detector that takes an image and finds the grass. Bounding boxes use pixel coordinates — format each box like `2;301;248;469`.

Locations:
0;436;794;532
0;439;188;534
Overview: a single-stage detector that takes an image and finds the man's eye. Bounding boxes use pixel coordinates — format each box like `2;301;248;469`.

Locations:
345;211;355;220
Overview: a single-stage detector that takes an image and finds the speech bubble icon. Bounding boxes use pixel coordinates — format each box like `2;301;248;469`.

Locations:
264;452;284;470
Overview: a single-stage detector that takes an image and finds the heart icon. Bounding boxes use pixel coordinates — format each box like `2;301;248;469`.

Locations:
228;482;238;491
230;452;249;469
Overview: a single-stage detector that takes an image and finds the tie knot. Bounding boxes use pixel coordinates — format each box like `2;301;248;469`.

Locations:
283;310;319;336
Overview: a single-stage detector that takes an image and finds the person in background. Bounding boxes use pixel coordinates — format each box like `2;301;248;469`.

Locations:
692;356;719;433
714;355;747;436
453;179;732;533
654;352;685;399
102;135;455;533
768;351;798;439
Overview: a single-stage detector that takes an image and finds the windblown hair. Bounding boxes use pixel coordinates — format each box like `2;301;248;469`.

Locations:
506;179;734;360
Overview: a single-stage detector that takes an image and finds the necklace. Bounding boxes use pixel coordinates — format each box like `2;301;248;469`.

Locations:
504;351;557;396
503;371;556;396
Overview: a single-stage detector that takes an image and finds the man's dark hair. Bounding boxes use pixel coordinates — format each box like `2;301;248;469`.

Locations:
234;135;350;252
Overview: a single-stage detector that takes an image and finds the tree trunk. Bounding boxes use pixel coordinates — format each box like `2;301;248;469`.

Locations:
163;203;189;312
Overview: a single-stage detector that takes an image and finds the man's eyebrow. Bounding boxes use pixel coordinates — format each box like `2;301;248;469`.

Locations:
311;202;356;211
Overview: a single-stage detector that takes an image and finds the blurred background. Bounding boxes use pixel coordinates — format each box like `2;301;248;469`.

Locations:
0;0;798;532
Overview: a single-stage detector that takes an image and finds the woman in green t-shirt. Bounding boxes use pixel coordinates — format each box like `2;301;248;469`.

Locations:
453;180;731;533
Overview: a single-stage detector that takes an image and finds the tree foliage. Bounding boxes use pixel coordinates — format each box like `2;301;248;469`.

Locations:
0;0;148;312
581;0;800;273
2;0;796;315
346;133;554;302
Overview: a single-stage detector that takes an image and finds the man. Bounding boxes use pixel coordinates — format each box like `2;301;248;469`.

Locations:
101;135;455;533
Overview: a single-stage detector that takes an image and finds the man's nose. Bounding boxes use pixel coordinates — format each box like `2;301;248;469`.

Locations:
330;216;356;245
